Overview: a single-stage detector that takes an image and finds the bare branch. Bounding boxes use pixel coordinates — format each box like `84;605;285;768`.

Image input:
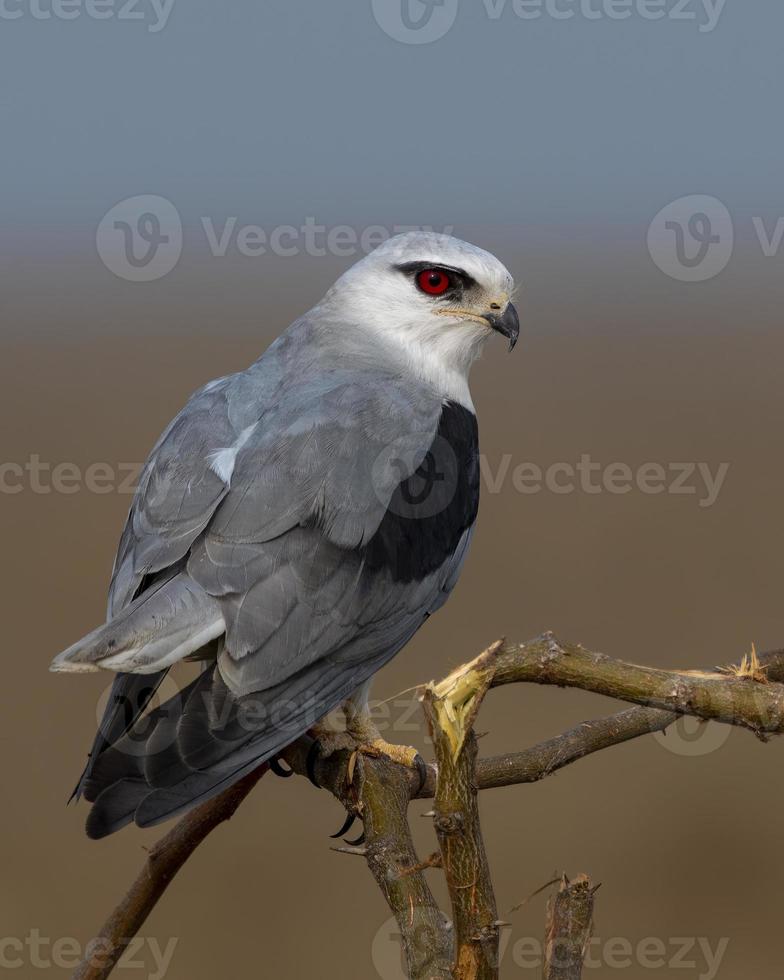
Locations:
463;645;784;795
543;874;597;980
472;706;678;789
422;647;500;980
283;741;453;980
361;757;454;979
71;765;268;980
282;711;670;807
488;634;784;736
73;639;784;980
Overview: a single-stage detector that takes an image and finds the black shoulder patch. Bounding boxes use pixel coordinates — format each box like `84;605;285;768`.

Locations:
364;402;479;583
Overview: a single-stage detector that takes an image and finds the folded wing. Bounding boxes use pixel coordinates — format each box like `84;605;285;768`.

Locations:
54;327;480;834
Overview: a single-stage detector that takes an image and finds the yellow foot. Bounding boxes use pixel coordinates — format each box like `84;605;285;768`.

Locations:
352;738;429;795
305;731;425;788
356;738;422;769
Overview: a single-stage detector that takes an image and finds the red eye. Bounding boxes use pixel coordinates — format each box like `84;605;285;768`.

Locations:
416;268;451;296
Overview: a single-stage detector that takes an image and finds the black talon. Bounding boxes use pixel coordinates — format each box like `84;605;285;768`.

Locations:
269;757;294;778
344;829;366;847
305;739;322;788
412;753;428;796
329;812;356;839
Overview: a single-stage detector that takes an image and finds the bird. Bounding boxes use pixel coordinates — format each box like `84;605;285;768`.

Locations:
51;231;519;838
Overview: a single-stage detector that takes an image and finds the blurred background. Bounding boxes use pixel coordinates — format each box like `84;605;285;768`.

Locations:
2;1;784;977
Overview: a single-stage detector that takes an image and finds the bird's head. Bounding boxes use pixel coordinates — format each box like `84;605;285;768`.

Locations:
319;232;519;403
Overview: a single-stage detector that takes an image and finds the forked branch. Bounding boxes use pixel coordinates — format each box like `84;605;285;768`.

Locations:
72;636;784;979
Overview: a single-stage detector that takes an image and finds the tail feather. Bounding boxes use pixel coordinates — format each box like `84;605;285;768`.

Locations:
70;671;169;802
134;760;270;830
86;779;149;839
50;575;225;675
81;654;385;837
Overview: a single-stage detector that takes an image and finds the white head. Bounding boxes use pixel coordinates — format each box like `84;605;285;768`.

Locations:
318;232;519;408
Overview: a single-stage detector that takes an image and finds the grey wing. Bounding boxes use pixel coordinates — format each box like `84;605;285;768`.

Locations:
80;381;476;835
55;369;442;679
106;376;237;617
65;375;241;797
189;377;446;694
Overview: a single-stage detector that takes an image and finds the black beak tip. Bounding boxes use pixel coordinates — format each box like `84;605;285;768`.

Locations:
487;303;520;352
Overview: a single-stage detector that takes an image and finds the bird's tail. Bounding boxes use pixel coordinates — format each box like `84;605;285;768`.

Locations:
78;645;384;838
78;656;328;837
69;670;169;802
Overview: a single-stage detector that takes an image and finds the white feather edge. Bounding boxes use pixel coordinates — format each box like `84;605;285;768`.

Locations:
50;616;225;674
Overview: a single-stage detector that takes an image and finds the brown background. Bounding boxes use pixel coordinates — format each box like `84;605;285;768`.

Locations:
3;233;784;978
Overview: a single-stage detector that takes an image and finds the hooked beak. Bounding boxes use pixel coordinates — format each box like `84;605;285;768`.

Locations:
485;302;520;351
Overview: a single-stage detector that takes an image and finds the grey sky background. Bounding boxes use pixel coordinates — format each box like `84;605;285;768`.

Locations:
1;0;781;234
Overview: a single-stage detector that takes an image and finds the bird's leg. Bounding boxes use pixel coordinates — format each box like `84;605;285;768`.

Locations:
307;720;356;758
304;719;355;789
343;680;428;791
305;683;427;795
303;719;366;840
305;685;426;837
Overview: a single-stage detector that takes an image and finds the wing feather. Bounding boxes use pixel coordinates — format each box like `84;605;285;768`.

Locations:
71;318;479;834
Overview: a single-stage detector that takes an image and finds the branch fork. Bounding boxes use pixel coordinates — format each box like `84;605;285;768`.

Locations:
73;634;784;979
